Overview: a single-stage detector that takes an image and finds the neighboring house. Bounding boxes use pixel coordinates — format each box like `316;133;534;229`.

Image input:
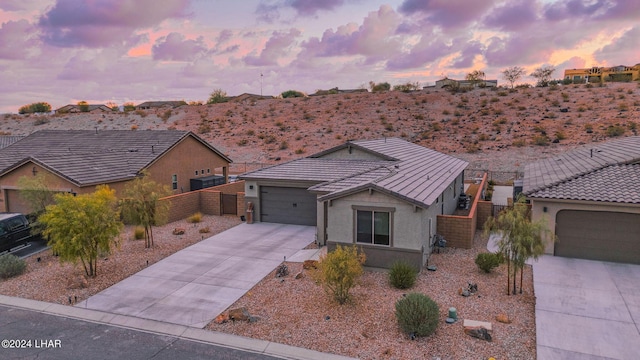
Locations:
229;93;274;103
55;104;112;113
564;63;640;83
0;130;231;213
432;78;498;89
241;138;468;269
523;136;640;264
135;101;187;110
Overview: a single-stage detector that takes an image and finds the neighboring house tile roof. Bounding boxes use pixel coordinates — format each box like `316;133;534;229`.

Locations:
527;164;640;204
55;104;112;113
0;136;24;149
524;136;640;195
0;130;230;186
136;101;187;109
242;138;468;208
241;158;394;183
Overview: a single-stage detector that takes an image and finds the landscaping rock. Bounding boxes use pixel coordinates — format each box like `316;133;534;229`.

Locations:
464;327;492;342
172;228;185;235
303;260;318;270
229;307;251;322
214;312;230;324
295;271;304;279
496;313;512;324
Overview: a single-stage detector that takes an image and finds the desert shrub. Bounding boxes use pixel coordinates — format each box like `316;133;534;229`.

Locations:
199;227;210;234
134;109;147;117
555;131;567;141
606;125;625;137
395;293;439;338
33;118;50;126
313;245;366;304
133;227;145;240
279;140;288;150
187;212;202;223
584;124;594;133
281;90;305;98
475;252;503;273
532;135;549;146
512;139;526;147
295;148;305;154
389;261;418;289
0;254;27;279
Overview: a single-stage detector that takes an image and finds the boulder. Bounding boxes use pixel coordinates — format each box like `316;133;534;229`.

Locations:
172;228;185;235
464;327;492;342
214;312;229;324
229;307;251;322
295;271;304;279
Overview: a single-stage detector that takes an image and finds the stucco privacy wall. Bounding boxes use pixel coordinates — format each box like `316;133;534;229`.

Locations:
436;173;487;249
530;198;640;254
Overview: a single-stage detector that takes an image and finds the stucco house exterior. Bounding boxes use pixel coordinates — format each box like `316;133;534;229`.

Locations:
523;136;640;264
0;130;231;213
241;138;468;269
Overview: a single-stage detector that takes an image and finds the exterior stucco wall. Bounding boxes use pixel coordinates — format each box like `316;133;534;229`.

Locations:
530;198;640;254
146;136;230;194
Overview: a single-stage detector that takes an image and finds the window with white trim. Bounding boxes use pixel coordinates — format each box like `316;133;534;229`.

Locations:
356;210;391;246
171;174;178;190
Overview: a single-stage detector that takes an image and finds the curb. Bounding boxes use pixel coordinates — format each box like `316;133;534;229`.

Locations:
0;295;355;360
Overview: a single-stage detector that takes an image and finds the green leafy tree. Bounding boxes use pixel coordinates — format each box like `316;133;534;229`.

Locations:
501;66;526;88
17;173;56;236
123;102;136;112
312;245;366;304
77;100;90;112
484;199;552;294
18;102;52;114
280;90;305;98
530;65;556;87
465;70;486;86
120;171;172;248
393;82;420;92
207;88;228;104
39;185;123;277
369;81;391;92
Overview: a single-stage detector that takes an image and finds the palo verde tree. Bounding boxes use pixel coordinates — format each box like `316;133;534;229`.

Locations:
312;245;366;304
530;65;556;87
501;66;526;88
120;171;172;248
18;102;52;114
207;88;228;104
484;198;552;295
465;70;486;86
39;185;123;277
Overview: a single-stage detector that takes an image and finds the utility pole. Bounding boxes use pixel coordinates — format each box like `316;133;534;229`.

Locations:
260;73;263;97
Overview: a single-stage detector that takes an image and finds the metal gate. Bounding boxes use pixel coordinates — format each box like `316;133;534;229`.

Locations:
222;194;237;215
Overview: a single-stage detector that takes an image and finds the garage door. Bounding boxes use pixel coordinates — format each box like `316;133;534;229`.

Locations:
260;186;317;226
5;189;32;214
556;210;640;264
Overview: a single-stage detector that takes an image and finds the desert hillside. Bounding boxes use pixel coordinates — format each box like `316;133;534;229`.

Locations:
2;82;638;177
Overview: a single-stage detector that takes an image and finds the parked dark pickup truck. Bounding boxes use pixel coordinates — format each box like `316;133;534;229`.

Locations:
0;213;38;253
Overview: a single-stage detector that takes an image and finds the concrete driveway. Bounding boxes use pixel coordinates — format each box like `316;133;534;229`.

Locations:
533;256;640;359
77;223;317;328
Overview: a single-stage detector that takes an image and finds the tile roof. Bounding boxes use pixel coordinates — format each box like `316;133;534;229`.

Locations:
0;130;229;186
243;138;468;208
527;164;640;204
524;136;640;194
0;136;24;150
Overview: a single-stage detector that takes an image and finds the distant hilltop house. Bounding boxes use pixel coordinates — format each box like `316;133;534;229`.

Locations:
310;87;368;96
429;78;498;89
228;93;274;103
55;104;112;114
135;101;187;110
564;64;640;83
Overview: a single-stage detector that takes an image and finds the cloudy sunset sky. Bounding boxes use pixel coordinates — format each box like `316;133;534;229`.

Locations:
0;0;638;113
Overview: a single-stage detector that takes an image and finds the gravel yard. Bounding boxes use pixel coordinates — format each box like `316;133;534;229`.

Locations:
0;215;241;305
207;233;536;360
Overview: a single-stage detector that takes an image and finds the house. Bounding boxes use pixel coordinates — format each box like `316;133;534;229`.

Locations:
0;130;231;213
432;78;498;89
523;136;640;264
229;93;274;103
55;104;112;113
0;136;24;150
564;63;640;83
135;101;187;110
241;138;468;269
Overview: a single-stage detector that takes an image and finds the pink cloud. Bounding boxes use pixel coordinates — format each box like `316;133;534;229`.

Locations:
243;28;301;66
152;32;208;61
483;0;538;31
0;19;39;59
595;26;640;65
398;0;494;29
38;0;189;48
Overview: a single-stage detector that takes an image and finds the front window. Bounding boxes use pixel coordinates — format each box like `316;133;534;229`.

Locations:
356;210;390;246
171;174;178;190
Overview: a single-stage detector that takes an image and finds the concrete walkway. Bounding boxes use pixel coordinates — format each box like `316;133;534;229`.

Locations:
78;223;319;328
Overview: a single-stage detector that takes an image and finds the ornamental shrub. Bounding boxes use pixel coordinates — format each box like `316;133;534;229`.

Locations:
133;227;145;240
475;252;503;273
389;261;417;289
313;245;366;304
187;212;202;223
0;254;27;279
395;293;439;337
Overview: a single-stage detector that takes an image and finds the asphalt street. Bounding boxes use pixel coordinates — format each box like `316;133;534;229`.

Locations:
0;305;282;360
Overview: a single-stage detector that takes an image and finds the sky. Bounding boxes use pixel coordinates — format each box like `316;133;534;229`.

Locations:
0;0;638;113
